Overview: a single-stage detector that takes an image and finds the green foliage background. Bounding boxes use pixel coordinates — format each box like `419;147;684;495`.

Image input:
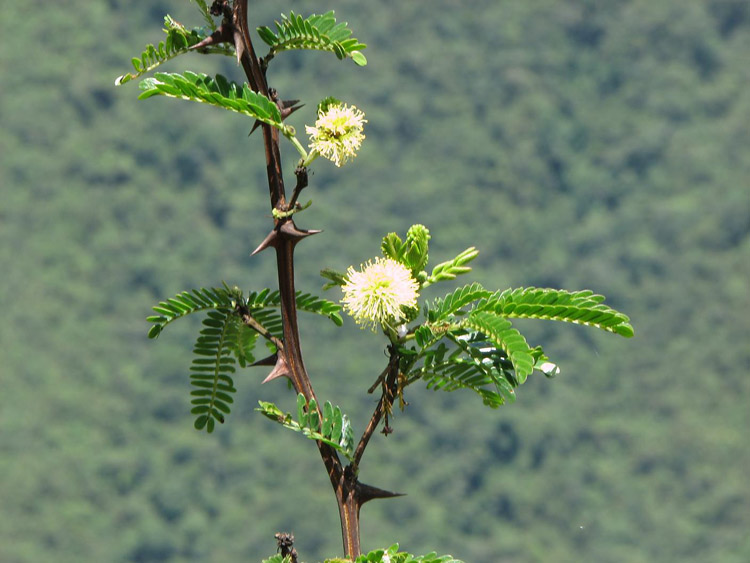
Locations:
1;0;748;561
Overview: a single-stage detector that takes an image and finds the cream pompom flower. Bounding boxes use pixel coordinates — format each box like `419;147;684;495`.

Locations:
305;103;366;167
342;257;419;331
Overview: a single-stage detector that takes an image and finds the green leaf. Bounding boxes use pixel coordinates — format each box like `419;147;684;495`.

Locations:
190;0;217;31
115;15;232;85
256;395;355;461
414;325;438;348
322;402;334;436
295;292;343;326
403;224;431;277
427;247;480;284
381;232;405;262
258;11;367;66
483;287;635;337
307;398;320;431
353;544;464;563
257;25;277;46
320;268;347;290
242;288;341;328
194;415;208;430
416;336;516;409
147;287;233;338
257;401;284;421
464;311;534;382
137;72;286;131
330;406;343;444
187;309;245;432
427;282;492;323
232;322;259;367
297;393;306;425
316;96;342;115
350;50;367;66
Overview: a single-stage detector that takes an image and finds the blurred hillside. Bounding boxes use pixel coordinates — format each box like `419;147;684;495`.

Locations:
1;0;748;561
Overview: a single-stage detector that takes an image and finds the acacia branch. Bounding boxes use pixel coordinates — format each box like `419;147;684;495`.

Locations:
231;3;404;555
232;1;366;555
233;0;337;451
233;0;285;209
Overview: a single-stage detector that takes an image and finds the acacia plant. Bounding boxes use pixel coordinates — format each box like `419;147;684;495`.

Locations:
116;1;634;560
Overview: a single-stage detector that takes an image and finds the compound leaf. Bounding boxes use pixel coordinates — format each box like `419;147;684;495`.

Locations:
147;287;234;339
138;72;285;130
256;395;355;461
258;11;367;66
427;282;492;323
189;309;239;432
485;287;635;337
464;311;534;382
116;15;232;85
427;247;480;285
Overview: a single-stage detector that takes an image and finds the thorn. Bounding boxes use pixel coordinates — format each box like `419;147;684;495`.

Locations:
248;119;262;136
281;103;304;120
190;22;233;51
279;220;322;241
233;29;245;65
262;355;290;384
251;229;279;255
251;353;278;367
357;482;406;505
253;222;321;256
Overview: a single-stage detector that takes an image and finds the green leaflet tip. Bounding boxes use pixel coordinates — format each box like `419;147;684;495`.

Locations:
615;323;635;338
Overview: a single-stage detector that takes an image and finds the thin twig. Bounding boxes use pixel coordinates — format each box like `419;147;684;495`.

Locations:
236;305;283;351
367;364;390;394
353;347;401;467
287;165;308;210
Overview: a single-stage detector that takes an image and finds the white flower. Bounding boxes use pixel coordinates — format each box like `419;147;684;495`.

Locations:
342;257;419;331
305;103;366;167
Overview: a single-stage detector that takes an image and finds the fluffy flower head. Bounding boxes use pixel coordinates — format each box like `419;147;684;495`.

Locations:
342;257;419;331
306;103;366;167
